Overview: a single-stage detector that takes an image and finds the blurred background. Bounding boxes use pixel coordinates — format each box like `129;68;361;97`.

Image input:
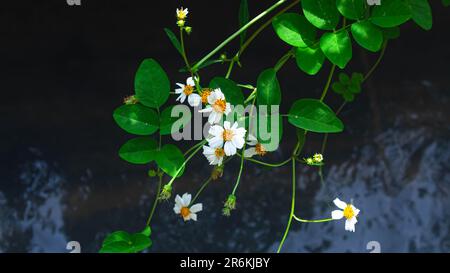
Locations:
0;0;449;253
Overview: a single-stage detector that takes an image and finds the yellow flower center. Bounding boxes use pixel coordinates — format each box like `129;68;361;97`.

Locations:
255;143;267;156
201;89;212;104
215;148;225;157
343;204;355;220
183;85;194;96
222;129;234;142
180;207;190;218
213;99;227;113
177;8;188;20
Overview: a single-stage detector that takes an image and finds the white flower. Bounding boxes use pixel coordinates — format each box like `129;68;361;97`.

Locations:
244;134;267;158
331;198;360;232
175;77;201;107
203;145;225;166
176;7;189;21
173;193;203;221
207;121;246;156
313;153;323;163
199;88;231;124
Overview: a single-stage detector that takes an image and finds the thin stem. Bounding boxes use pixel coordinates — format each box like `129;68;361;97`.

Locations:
277;158;295;253
240;155;291;168
225;58;236;79
180;28;191;72
146;174;162;226
191;177;212;205
363;40;388;82
320;64;336;101
184;140;206;156
292;215;333;223
274;49;294;72
168;143;204;186
192;0;289;71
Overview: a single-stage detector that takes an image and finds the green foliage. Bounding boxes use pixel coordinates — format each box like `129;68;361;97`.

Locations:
295;44;325;75
332;72;364;102
370;0;412;28
272;13;316;47
209;77;244;106
320;30;352;69
239;0;250;46
444;0;450;7
113;104;159;135
405;0;433;30
256;68;281;106
351;21;384;52
155;144;185;177
302;0;340;30
336;0;366;20
99;227;152;253
288;99;344;133
135;59;170;109
382;26;401;40
164;28;183;56
119;137;158;164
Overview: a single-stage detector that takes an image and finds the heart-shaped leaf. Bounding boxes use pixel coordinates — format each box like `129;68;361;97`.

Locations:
320;30;352;69
272;13;316;47
302;0;340;30
119;137;158;164
135;58;170;109
113;104;159;135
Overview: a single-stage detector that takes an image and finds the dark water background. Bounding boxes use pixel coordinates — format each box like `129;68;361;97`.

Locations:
0;1;449;252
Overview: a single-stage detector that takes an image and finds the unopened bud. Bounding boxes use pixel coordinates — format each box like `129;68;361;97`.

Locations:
158;184;172;201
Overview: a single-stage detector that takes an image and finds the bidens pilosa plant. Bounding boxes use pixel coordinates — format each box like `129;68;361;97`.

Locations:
100;0;447;253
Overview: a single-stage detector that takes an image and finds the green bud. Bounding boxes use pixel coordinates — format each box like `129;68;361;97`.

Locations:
148;169;157;177
123;95;138;105
223;194;236;216
158;184;172;201
184;26;192;34
220;53;227;61
211;164;224;180
177;20;185;27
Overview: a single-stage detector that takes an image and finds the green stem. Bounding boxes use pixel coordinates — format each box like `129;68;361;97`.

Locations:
146;174;162;226
274;49;294;72
240;155;291;168
363;40;388;82
192;0;289;71
168;143;204;186
191;177;212;205
184;140;206;156
180;27;191;72
320;64;336;101
292;215;333;223
277;158;295;253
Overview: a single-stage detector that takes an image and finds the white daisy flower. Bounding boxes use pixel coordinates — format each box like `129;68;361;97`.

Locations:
199;88;231;124
244;134;267;158
175;77;201;107
331;198;360;232
203;145;225;166
176;7;189;21
173;193;203;221
313;153;323;163
207;121;246;156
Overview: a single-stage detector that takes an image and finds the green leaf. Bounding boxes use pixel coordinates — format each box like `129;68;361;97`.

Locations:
256;68;281;106
209;77;244;106
159;106;191;136
336;0;366;20
371;0;412;28
405;0;432;30
155;144;185;177
99;230;152;253
302;0;340;30
119;137;158;164
239;0;249;46
134;59;170;109
295;45;325;75
272;13;317;47
444;0;450;7
332;82;346;93
332;72;364;101
320;30;352;69
339;73;350;85
141;226;151;237
113;104;159;135
351;21;383;52
288;99;344;133
164;28;183;56
383;26;400;39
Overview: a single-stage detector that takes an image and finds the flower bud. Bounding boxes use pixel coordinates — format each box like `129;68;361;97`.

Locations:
123;95;138;105
177;20;185;27
222;194;236;216
211;164;224;180
184;26;192;34
158;184;172;201
148;169;157;177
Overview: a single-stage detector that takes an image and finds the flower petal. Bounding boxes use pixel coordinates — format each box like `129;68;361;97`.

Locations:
224;141;237;156
181;193;191;206
190;213;197;221
175;195;183;206
190;203;203;213
333;198;347;210
188;93;201;107
352;205;360;217
331;210;344;220
186;77;195;86
173;204;181;214
231;134;245;149
345;218;356;232
247;134;258;145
